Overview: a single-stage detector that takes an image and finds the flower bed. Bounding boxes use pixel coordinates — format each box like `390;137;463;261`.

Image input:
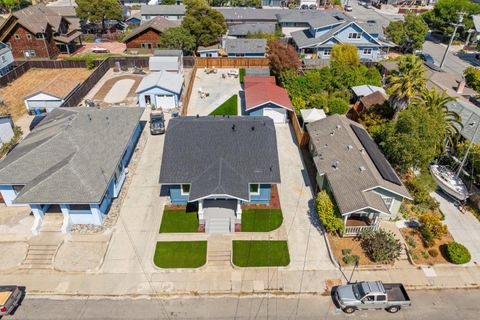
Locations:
327;233;388;266
400;227;454;265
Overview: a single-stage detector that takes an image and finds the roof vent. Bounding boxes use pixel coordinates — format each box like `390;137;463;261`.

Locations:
232;124;236;131
196;114;199;118
347;145;353;151
360;148;365;154
88;114;92;121
333;160;340;170
330;131;335;136
336;124;341;129
359;166;366;172
251;126;255;131
324;143;328;148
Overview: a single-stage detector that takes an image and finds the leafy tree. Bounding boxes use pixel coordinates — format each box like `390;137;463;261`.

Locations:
328;98;349;115
423;0;480;41
457;140;480;183
267;41;300;78
308;92;329;110
0;0;29;12
162;0;177;4
331;43;359;67
315;191;344;235
360;229;402;263
230;0;261;6
464;67;480;93
182;0;226;47
158;27;196;54
76;0;122;32
405;174;438;208
385;14;428;53
386;55;427;118
419;213;447;247
291;96;307;115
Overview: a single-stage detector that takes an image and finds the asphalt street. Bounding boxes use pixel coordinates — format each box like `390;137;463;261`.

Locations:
8;289;480;320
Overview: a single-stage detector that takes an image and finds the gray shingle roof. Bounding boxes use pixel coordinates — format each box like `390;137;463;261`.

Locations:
11;3;64;34
0;107;143;204
159;117;281;202
306;115;411;215
140;4;185;16
446;100;480;144
153;49;182;57
216;7;284;22
277;10;348;29
228;23;276;36
225;38;267;55
136;71;183;94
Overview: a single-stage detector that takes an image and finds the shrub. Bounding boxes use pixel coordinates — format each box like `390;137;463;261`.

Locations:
420;228;435;248
239;68;245;84
419;213;448;240
342;248;352;256
85;55;96;70
328;97;349;115
428;248;439;257
315;191;345;235
405;174;438;208
421;251;429;259
464;67;480;93
406;235;417;248
342;255;356;264
360;229;402;263
446;242;471;264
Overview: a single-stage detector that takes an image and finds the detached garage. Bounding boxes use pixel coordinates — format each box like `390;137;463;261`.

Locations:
136;71;184;109
24;77;80;114
244;76;293;124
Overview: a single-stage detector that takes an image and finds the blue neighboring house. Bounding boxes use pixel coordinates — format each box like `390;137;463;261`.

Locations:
291;15;393;62
224;38;267;58
0;107;143;234
159;117;281;233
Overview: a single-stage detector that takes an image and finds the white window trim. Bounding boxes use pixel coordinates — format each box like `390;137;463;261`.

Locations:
323;49;331;56
249;184;260;196
180;184;190;196
363;48;372;55
348;32;361;39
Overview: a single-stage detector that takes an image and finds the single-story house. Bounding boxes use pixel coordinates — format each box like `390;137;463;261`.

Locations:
349;90;388;121
136;70;183;109
243;76;293;123
227;23;276;38
23;76;81;114
0;42;14;76
351;85;386;99
123;16;179;50
149;49;183;73
140;4;185;21
197;44;222;57
0;107;143;234
307;115;412;237
300;108;326;127
159;116;281;233
0;115;14;147
224;38;267;58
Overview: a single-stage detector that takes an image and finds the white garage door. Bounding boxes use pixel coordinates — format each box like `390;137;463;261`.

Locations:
155;95;176;109
263;108;286;123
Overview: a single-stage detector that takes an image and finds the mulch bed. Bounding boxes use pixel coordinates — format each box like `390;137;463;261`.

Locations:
327;233;380;266
93;75;143;101
241;184;281;209
400;227;454;265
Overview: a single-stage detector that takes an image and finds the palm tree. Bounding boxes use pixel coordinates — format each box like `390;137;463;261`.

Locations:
412;88;463;151
386;55;427;119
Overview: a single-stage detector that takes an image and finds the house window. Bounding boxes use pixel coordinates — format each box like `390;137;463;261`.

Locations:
14;34;21;39
348;32;361;39
23;50;36;58
250;184;260;195
36;33;44;39
323;49;331;56
141;43;152;49
363;48;372;55
26;34;32;40
1;56;6;63
70;204;91;211
181;184;190;195
381;196;394;211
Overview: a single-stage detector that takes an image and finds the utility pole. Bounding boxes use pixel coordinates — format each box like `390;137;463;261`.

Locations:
440;12;465;70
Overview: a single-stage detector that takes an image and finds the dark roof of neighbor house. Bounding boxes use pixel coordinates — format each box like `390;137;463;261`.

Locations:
360;91;388;109
123;16;179;42
24;75;81;100
244;76;293;112
224;38;267;55
446;99;480;144
11;3;65;34
197;43;221;52
306;115;411;216
0;107;143;204
159;117;281;202
228;23;276;36
140;4;186;16
276;10;348;29
245;68;270;76
216;7;285;22
153;49;182;57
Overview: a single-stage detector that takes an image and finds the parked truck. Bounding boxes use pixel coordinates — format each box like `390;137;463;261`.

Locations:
150;110;165;135
333;281;411;314
0;286;23;317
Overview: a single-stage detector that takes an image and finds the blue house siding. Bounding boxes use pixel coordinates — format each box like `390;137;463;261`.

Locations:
137;87;183;108
248;184;271;205
169;185;189;205
246;102;286;116
0;185;23;206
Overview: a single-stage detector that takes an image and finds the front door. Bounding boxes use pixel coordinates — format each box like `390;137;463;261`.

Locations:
145;95;151;106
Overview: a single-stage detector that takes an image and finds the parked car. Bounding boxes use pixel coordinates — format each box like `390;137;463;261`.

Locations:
0;286;23;317
309;4;317;10
417;52;435;64
364;3;373;9
301;4;309;9
150;110;165;135
29;114;46;131
333;281;411;314
345;5;353;12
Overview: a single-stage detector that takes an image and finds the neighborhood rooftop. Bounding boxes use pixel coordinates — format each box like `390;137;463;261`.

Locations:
0;107;143;204
123;16;180;42
228;23;276;36
225;38;267;55
244;76;293;112
10;3;63;34
24;74;80;99
136;70;183;94
140;4;186;15
307;115;411;215
159;117;281;202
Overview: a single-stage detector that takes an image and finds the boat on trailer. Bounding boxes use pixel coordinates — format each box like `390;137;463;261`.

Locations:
429;164;469;201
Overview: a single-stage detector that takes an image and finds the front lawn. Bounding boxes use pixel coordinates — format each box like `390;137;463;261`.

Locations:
232;240;290;267
209;94;238;116
159;210;199;233
241;209;283;232
153;241;207;268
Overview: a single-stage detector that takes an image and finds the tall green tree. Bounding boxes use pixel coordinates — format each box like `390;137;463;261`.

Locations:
0;0;30;12
331;43;359;67
385;14;428;53
76;0;122;32
182;0;226;47
158;27;196;54
386;54;427;118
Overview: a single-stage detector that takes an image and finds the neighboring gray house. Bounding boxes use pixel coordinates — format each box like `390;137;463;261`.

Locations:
307;115;411;236
140;4;186;21
136;71;183;108
197;44;222;57
0;115;14;148
216;7;283;25
227;23;277;38
0;108;143;234
224;39;267;58
159;116;281;234
0;42;14;76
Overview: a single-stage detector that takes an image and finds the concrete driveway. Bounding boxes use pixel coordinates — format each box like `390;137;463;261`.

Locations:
187;69;241;116
431;191;480;265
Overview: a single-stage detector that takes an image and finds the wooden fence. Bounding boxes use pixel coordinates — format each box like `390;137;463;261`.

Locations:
195;57;269;68
181;64;197;116
0;62;30;87
289;110;310;148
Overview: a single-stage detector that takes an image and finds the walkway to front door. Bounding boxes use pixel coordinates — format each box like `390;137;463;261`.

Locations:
203;200;236;234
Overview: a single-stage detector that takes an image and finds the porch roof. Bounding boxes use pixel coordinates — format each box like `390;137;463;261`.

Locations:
54;30;82;44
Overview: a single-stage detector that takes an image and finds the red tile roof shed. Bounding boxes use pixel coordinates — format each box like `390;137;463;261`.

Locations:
244;76;293;112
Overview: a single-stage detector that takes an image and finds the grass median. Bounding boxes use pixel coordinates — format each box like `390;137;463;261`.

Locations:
241;209;283;232
232;240;290;267
154;241;207;269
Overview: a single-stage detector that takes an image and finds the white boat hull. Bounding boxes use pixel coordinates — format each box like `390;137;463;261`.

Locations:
430;165;469;201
